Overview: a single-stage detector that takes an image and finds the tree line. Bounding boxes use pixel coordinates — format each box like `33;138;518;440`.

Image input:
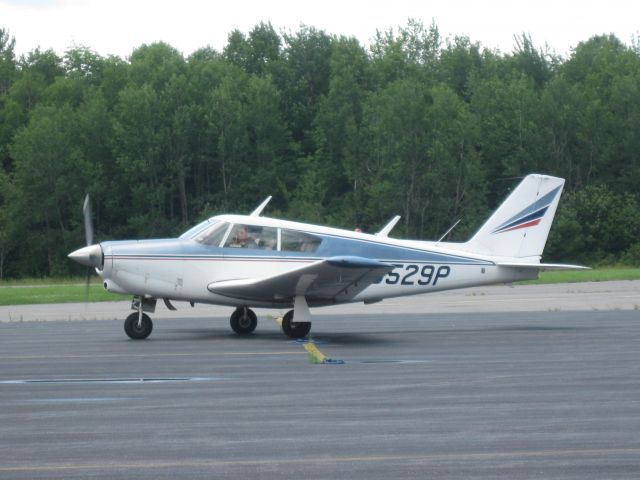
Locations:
0;21;639;278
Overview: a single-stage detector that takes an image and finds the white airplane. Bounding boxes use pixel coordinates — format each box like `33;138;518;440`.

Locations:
68;174;585;340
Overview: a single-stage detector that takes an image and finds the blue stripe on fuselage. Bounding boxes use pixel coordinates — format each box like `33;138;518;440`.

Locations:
102;232;491;265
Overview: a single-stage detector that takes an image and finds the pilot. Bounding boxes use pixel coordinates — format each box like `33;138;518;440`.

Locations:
239;226;251;247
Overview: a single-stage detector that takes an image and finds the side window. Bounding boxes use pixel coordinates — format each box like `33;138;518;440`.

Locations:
193;221;229;247
224;224;277;250
281;230;322;252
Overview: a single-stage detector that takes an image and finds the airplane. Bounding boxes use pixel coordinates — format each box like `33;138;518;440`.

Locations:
68;174;586;340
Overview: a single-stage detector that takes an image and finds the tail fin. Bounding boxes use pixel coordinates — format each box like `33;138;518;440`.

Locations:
464;174;565;259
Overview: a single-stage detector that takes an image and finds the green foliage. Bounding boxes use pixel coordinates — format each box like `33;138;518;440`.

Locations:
546;186;640;264
0;22;639;278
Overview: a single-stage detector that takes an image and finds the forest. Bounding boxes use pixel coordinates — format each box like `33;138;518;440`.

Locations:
0;20;639;279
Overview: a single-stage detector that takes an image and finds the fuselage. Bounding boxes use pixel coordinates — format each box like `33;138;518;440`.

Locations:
96;214;538;308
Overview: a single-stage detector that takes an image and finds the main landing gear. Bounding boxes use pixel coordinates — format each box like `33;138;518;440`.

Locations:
229;296;313;339
281;310;311;339
281;295;312;339
228;307;311;339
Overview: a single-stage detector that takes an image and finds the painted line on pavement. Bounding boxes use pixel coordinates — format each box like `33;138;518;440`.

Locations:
2;448;640;473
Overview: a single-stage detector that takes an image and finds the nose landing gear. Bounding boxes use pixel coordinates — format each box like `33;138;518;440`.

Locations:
124;312;153;339
230;307;258;335
124;296;156;340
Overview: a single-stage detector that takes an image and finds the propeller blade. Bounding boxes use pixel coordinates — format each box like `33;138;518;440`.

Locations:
84;268;91;302
83;194;93;247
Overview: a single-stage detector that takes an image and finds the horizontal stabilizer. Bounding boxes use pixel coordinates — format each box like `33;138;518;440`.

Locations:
497;262;590;271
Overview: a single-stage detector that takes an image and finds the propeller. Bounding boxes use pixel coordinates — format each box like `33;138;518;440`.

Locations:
68;194;102;301
82;194;93;300
83;194;93;247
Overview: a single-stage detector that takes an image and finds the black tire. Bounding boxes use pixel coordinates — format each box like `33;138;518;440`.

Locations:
124;312;153;339
281;310;311;339
230;307;258;335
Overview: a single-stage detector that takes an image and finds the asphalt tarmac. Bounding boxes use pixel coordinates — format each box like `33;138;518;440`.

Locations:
1;286;639;479
2;280;639;322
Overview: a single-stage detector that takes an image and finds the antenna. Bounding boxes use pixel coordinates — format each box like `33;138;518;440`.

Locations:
435;219;461;245
250;196;272;217
376;215;401;237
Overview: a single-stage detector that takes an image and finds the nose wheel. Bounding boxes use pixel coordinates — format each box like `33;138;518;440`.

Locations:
230;307;258;335
124;312;153;339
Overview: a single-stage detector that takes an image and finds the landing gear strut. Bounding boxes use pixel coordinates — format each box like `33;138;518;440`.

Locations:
230;307;258;335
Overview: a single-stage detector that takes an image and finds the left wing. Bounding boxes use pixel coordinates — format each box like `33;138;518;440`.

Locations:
207;256;394;303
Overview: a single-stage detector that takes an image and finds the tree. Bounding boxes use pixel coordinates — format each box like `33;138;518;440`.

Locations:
273;26;333;153
370;19;441;86
10;104;92;275
469;73;546;203
546;186;640;264
224;22;281;76
0;25;639;277
313;36;371;214
438;36;482;99
0;28;16;95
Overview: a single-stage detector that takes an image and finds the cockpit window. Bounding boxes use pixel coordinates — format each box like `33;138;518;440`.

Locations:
193;221;229;246
224;224;277;250
281;230;322;252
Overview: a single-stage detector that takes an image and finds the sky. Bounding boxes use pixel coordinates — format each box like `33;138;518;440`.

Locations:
1;0;638;59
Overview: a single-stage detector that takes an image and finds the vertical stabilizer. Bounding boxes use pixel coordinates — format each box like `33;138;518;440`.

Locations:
464;174;565;260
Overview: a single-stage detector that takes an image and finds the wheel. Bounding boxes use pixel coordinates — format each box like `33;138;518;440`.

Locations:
230;307;257;335
281;310;311;339
124;312;153;339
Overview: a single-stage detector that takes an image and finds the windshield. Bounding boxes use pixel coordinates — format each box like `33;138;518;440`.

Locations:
179;219;212;239
192;221;230;246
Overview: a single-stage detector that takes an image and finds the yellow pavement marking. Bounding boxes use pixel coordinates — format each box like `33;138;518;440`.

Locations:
2;448;640;472
272;315;330;364
303;342;327;364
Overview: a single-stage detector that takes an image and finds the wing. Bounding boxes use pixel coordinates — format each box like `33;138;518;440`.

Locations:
207;256;394;303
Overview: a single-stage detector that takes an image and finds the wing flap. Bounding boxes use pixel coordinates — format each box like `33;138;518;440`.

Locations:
207;256;393;302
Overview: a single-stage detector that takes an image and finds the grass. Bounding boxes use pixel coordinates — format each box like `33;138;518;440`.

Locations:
0;280;125;306
525;267;640;285
0;266;638;306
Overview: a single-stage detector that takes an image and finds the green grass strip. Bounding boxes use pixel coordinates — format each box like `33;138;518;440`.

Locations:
525;267;640;284
0;283;125;306
0;267;638;306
